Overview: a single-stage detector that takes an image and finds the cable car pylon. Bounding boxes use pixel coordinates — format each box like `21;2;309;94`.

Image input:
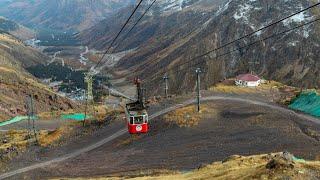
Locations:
83;72;95;126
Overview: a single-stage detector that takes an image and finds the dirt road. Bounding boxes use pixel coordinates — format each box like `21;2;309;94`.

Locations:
1;95;320;179
0;99;188;179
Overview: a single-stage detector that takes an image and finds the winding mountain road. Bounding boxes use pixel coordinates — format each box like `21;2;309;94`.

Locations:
0;95;318;179
79;46;89;65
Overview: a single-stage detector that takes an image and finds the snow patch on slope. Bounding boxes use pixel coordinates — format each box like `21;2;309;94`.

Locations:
152;0;186;12
215;0;232;17
283;12;313;26
283;11;314;38
233;3;252;21
232;1;264;34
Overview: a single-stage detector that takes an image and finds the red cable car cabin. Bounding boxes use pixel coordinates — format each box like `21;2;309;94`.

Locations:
126;108;149;134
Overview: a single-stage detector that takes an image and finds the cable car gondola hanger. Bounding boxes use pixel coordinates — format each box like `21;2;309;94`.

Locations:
125;78;149;134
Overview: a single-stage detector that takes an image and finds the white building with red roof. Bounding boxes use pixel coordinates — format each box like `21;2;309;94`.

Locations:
235;74;261;87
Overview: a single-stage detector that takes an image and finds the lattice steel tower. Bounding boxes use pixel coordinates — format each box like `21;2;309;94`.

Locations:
85;73;94;101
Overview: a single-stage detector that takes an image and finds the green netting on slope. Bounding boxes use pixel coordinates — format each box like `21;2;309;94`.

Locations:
0;116;37;127
0;113;90;127
61;113;91;121
293;156;305;163
289;91;320;118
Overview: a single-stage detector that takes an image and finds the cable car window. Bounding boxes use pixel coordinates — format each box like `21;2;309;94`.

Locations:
130;117;134;124
134;116;144;124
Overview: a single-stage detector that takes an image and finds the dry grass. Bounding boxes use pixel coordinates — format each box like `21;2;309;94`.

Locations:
94;105;110;121
0;130;30;152
38;111;63;120
51;170;177;180
0;128;70;168
1;107;122;162
37;107;123;147
38;108;78;120
210;83;257;94
0;93;19;104
210;80;287;95
0;66;16;73
56;153;320;180
0;34;21;44
0;127;69;152
132;153;320;180
38;127;69;147
164;105;211;127
261;81;284;88
0;65;57;96
0;65;55;94
85;105;123;122
0;114;9;122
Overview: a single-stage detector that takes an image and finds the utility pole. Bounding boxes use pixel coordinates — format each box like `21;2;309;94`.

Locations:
196;68;202;112
26;96;32;138
83;89;88;127
163;74;169;98
27;95;38;144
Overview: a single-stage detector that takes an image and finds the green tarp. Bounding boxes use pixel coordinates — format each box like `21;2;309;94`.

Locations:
289;91;320;118
61;113;90;121
0;113;90;127
0;116;37;127
293;156;306;163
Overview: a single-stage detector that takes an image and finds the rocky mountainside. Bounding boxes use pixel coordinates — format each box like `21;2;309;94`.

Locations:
0;0;135;31
80;0;224;50
0;17;34;40
81;0;320;94
0;32;77;120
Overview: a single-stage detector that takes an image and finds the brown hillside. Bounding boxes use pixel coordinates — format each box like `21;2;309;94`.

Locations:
0;33;77;121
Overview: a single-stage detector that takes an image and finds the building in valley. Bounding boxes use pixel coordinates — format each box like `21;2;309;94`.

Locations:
235;74;261;87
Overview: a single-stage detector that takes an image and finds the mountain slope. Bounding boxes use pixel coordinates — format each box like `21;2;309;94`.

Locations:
0;17;34;40
82;0;320;94
0;0;135;31
80;0;224;50
0;33;76;121
81;153;320;179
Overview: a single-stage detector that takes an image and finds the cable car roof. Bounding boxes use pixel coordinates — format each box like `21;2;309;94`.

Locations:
129;109;147;116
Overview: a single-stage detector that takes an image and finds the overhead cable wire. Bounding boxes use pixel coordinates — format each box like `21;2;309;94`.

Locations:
142;2;320;83
93;0;145;70
143;17;320;84
113;0;158;51
128;18;210;76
